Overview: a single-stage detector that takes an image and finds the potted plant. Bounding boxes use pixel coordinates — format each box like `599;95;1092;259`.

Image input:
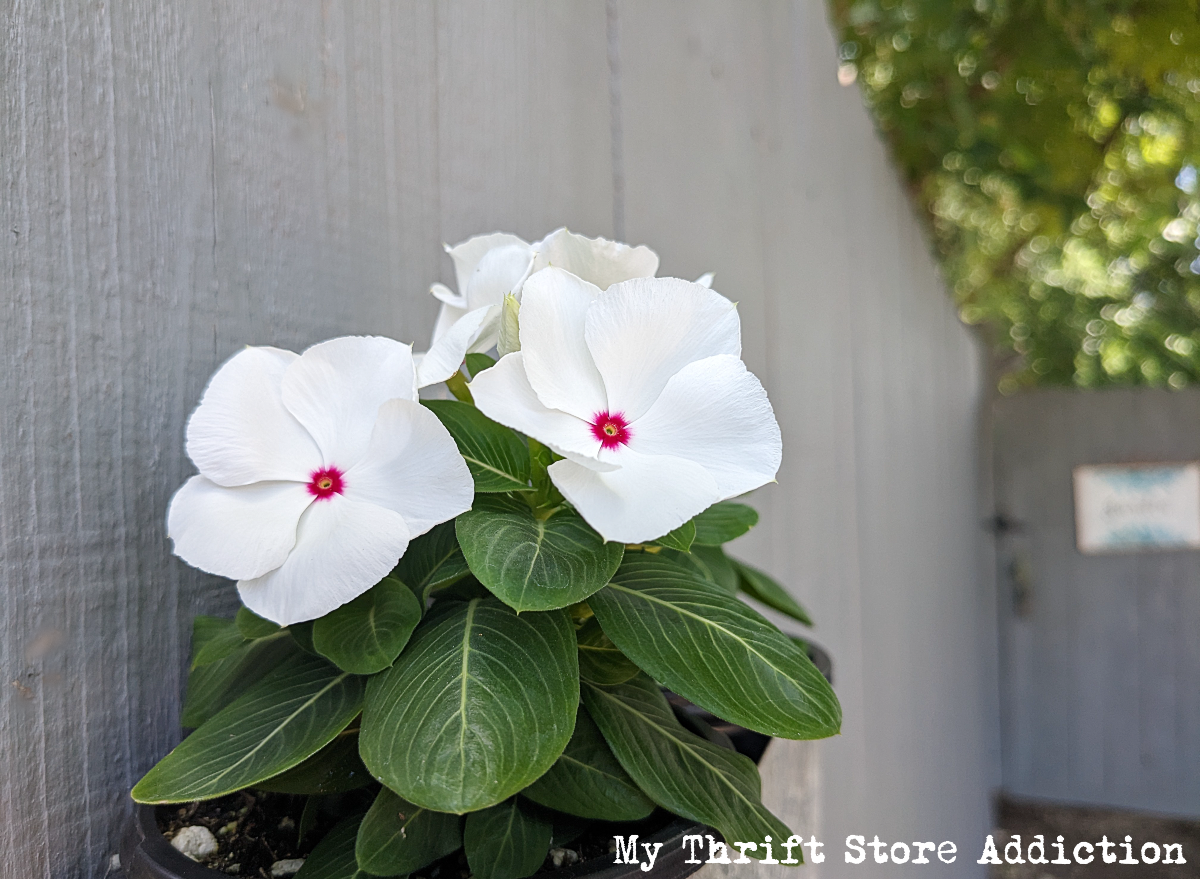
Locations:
122;230;841;879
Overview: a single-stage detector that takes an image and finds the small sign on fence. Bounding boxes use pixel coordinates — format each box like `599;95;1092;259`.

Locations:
1073;462;1200;553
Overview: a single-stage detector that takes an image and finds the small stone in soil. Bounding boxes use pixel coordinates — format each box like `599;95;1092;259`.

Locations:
548;848;579;869
171;825;219;861
270;858;306;877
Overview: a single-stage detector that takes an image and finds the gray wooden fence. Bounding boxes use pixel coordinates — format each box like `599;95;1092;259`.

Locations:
1;3;997;876
994;387;1200;816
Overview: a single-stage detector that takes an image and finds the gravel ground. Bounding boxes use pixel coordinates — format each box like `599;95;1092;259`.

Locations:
990;797;1200;878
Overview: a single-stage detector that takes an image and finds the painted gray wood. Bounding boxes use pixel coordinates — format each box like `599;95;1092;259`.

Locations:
994;387;1200;815
1;2;995;876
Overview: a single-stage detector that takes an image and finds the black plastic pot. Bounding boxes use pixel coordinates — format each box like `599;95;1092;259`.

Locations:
121;642;832;879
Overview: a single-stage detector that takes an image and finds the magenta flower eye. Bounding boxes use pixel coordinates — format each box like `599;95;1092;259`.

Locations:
307;466;345;500
590;411;631;449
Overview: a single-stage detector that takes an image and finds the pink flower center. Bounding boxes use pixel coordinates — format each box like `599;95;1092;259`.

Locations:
307;466;345;500
590;411;631;450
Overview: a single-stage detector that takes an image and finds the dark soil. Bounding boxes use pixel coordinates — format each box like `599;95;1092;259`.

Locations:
990;796;1200;878
155;790;674;878
157;791;328;877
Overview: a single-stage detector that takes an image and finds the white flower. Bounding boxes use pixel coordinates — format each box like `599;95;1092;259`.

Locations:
469;269;781;543
415;228;659;387
167;336;474;625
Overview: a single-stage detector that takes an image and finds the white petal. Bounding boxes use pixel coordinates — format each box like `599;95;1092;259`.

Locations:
531;228;659;290
694;272;715;288
167;475;312;580
463;243;535;311
470;352;615;469
585;278;742;422
345;399;474;536
431;282;468;309
446;232;530;295
629;355;781;498
549;451;721;544
237;496;411;626
282;336;417;469
185;347;323;486
431;301;469;344
518;267;608;420
416;306;497;389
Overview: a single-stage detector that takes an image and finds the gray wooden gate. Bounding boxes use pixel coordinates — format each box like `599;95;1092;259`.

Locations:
994;387;1200;816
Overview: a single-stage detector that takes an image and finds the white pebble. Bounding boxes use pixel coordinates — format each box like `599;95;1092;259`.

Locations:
170;825;218;861
270;858;306;877
549;848;579;868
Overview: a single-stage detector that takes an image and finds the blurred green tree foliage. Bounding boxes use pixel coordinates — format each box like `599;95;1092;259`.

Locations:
830;0;1200;391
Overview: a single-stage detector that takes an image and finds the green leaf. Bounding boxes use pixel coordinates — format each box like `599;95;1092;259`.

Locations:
423;399;531;493
465;352;497;377
650;520;695;552
133;654;365;803
360;598;578;813
295;815;373;879
356;786;462;876
392;521;471;603
463;798;551;879
589;553;840;739
312;577;422;674
522;706;654;821
688;545;740;593
733;559;813;626
457;495;623;611
190;616;246;669
181;631;299;728
575;617;639;687
692;502;759;546
582;674;792;848
289;621;320;656
255;730;371;795
237;606;282;639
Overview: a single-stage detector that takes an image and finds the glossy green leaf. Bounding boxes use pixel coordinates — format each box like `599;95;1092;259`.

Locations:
457;495;623;611
692;502;759;546
181;631;299;728
423;399;531;493
575;617;639;687
465;352;497;377
392;521;471;603
733;559;813;626
589;553;840;739
360;598;578;813
190;616;246;669
650;520;695;552
464;798;551;879
523;706;654;821
295;815;373;879
133;654;365;803
582;674;792;848
237;606;282;639
355;786;462;876
255;730;371;795
312;577;422;674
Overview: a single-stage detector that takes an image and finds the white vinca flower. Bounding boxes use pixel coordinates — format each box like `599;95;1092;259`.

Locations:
469;268;781;544
415;228;660;388
167;336;473;625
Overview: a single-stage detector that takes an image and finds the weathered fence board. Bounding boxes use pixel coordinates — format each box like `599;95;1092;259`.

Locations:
1;3;995;877
995;387;1200;815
